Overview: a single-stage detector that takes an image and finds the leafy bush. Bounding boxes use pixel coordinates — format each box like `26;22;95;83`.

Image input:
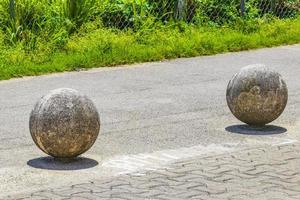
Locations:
256;0;300;18
192;0;240;24
99;0;142;29
0;0;298;51
62;0;97;32
0;0;47;46
99;0;201;29
148;0;199;22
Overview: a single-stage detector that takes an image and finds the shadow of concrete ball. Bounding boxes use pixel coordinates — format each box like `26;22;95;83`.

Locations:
29;88;100;159
226;64;288;126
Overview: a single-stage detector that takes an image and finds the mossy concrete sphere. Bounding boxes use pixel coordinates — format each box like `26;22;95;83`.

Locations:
29;88;100;159
226;64;288;126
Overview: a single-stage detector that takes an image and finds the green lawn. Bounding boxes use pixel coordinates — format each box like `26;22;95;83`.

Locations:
0;17;299;80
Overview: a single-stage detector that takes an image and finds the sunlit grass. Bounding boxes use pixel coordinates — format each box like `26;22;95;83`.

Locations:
0;17;299;80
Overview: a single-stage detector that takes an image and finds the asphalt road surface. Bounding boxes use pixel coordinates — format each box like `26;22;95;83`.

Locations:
0;45;299;197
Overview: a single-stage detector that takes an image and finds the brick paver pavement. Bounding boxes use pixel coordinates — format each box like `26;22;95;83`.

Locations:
5;143;300;200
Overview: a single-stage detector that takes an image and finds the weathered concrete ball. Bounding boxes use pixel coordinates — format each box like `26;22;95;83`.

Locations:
29;88;100;158
226;64;288;126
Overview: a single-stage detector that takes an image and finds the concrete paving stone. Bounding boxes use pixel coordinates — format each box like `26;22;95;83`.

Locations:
31;191;68;199
61;197;91;200
150;177;190;187
70;192;101;200
51;188;89;197
267;187;300;196
167;173;207;183
190;169;227;179
154;194;190;200
135;189;165;198
177;190;210;199
72;185;108;193
134;181;169;190
5;196;33;200
110;192;146;200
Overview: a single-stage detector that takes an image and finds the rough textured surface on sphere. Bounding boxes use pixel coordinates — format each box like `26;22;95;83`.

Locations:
29;88;100;159
226;64;288;126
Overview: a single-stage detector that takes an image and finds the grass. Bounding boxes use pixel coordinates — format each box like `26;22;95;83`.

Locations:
0;17;299;80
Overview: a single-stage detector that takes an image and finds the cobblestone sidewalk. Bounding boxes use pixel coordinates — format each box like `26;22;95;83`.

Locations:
6;143;300;200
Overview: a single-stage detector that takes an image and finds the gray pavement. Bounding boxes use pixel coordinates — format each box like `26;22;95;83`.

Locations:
5;142;300;200
0;45;300;198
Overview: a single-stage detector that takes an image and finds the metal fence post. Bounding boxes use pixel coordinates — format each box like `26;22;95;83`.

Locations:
9;0;15;20
240;0;245;16
176;0;186;20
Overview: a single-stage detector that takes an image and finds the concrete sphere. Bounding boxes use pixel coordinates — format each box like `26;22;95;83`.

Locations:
226;64;288;126
29;88;100;159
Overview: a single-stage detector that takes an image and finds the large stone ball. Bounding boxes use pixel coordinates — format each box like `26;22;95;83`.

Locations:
29;88;100;159
226;64;288;126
